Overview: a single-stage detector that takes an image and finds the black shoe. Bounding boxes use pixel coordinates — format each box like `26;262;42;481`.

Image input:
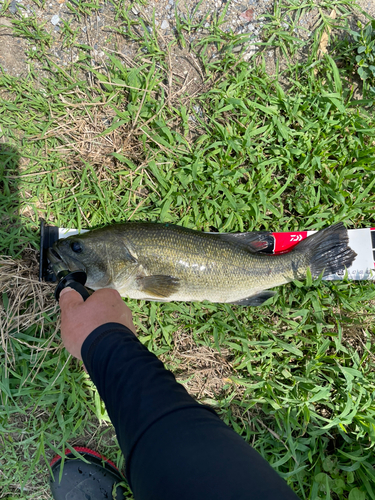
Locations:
49;446;126;500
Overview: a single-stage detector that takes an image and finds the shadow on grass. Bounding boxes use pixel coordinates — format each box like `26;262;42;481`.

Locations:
0;142;40;258
0;141;23;256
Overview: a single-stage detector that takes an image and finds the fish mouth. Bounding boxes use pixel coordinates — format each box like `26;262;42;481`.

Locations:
47;246;87;274
46;247;65;267
47;247;63;263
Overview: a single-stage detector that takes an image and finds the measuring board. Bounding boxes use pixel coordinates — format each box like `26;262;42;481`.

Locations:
44;225;375;282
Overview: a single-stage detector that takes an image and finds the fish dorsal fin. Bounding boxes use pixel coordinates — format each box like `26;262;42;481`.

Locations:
136;275;180;298
229;291;276;306
217;231;273;253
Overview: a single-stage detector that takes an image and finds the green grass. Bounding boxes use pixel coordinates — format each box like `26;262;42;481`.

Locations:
1;0;375;498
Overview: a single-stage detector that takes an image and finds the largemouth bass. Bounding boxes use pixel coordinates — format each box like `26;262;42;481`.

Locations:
49;222;356;306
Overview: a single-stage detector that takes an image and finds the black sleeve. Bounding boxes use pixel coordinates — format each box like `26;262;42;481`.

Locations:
81;323;300;500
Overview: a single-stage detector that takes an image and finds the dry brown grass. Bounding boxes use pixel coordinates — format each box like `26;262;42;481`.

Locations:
162;331;237;400
0;249;59;372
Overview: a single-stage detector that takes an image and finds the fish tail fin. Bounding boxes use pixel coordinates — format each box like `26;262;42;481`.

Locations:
295;223;357;278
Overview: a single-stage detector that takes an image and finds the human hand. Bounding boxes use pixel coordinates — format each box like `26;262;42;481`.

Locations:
59;287;136;360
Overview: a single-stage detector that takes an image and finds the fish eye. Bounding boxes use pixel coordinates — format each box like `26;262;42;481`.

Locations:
70;241;83;253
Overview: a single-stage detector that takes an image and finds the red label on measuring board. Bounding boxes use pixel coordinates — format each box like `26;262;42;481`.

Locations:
272;231;308;253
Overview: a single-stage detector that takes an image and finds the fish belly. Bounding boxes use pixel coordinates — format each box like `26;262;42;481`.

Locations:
116;263;292;303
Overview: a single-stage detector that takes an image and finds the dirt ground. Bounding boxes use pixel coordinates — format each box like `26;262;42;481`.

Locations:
1;0;375;85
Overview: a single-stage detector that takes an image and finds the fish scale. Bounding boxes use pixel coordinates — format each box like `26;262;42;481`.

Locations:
121;225;295;300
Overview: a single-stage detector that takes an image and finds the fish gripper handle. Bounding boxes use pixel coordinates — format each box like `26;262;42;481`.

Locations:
54;271;90;302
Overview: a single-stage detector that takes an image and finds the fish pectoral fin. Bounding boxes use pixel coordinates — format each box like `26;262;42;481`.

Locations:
230;291;276;306
136;275;180;298
218;232;272;253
